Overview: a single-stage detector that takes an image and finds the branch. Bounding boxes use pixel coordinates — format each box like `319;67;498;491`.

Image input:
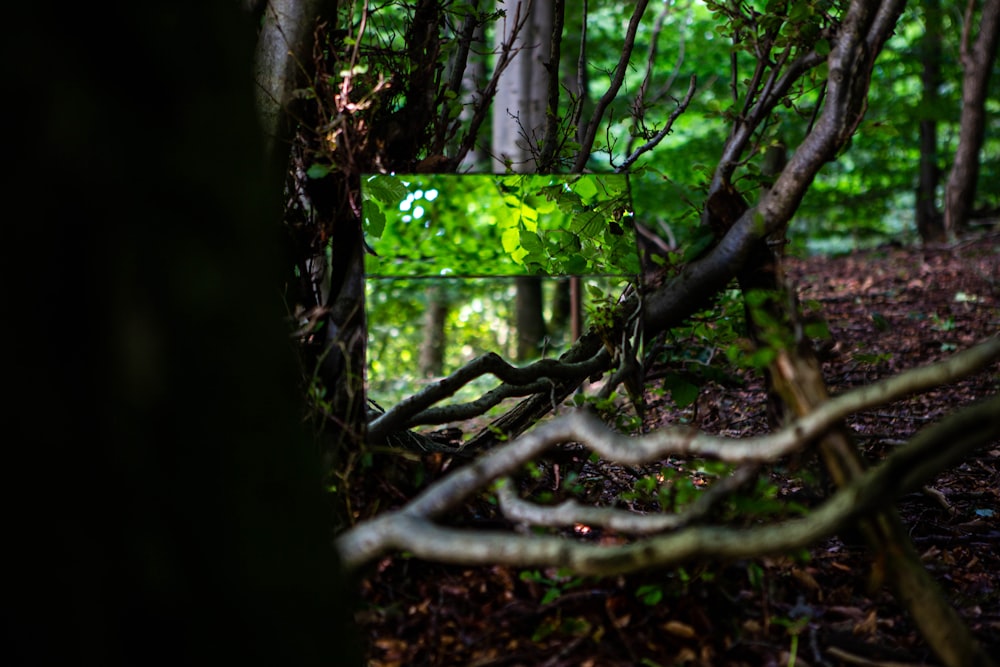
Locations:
645;0;905;334
496;465;759;534
339;394;1000;573
452;2;531;168
338;337;1000;569
616;75;697;173
368;349;609;443
537;0;566;171
434;0;483;148
572;0;651;171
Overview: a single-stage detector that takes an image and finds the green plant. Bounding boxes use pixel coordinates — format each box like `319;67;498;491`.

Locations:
520;568;586;606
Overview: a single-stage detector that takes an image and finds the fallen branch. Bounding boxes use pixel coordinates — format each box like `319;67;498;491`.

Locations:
337;336;1000;570
496;465;759;534
338;394;1000;573
368;348;609;442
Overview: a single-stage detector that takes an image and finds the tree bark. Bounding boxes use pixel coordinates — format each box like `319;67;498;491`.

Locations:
8;3;360;665
254;0;334;174
419;284;449;376
916;0;946;243
944;0;1000;235
515;275;547;360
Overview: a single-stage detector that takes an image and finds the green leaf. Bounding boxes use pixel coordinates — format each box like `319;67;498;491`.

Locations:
662;372;699;408
571;177;598;203
501;227;521;254
363;200;386;238
306;163;332;179
563;253;588;274
519;229;544;253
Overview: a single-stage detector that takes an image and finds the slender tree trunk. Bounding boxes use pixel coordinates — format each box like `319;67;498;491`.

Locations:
944;0;1000;235
419;284;449;376
515;276;547;360
916;0;946;243
453;4;489;172
254;0;334;174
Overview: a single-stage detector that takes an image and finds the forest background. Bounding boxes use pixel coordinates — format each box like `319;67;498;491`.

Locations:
6;1;1000;667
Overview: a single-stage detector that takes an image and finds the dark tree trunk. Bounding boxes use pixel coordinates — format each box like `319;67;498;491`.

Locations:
550;277;583;344
945;0;1000;235
916;0;946;243
516;275;547;361
7;4;360;666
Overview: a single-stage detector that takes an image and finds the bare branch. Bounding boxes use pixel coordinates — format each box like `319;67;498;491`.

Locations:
368;349;610;442
338;337;1000;569
537;0;566;171
339;393;1000;573
572;0;651;172
496;465;758;534
616;75;697;173
452;2;531;167
645;1;905;334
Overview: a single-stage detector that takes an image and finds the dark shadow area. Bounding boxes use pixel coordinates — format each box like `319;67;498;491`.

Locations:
4;5;359;666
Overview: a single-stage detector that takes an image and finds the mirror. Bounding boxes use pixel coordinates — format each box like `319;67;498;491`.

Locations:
363;173;641;430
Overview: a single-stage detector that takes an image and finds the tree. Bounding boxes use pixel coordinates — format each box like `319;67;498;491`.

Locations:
261;1;999;664
916;0;948;243
944;0;1000;234
7;3;359;665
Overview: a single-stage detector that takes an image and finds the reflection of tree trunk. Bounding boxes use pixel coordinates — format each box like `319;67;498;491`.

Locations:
419;285;448;377
548;278;582;345
945;0;1000;235
516;276;546;361
917;0;946;243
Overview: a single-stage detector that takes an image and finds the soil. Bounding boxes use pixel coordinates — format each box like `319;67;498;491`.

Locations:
354;235;1000;666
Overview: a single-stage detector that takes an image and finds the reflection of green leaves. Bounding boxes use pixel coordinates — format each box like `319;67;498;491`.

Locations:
364;173;408;206
363;198;386;238
501;227;520;255
362;174;639;278
570;176;598;203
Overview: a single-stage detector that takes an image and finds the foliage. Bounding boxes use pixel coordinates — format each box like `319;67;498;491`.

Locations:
269;2;1000;662
362;174;639;277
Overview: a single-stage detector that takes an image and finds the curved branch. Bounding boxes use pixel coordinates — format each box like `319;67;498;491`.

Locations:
572;0;651;171
407;379;554;429
616;75;697;173
368;349;609;442
496;465;759;534
338;337;1000;568
339;394;1000;573
645;1;905;335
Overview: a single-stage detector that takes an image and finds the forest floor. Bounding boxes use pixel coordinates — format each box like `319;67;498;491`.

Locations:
355;234;1000;667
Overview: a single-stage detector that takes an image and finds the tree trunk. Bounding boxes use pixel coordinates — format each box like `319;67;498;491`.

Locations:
8;3;360;665
944;0;1000;235
515;275;547;360
254;0;334;174
751;273;995;667
916;0;946;244
419;284;449;376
